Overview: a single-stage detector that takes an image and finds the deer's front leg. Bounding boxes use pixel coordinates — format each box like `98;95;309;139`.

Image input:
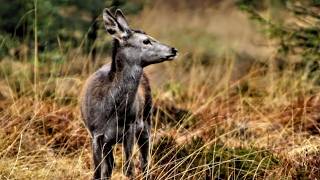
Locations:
136;122;150;178
123;125;135;178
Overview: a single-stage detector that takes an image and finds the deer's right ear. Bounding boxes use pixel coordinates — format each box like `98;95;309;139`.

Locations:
103;8;126;41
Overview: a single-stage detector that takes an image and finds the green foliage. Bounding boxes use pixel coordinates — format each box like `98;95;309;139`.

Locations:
153;100;197;129
0;0;146;58
207;144;279;179
152;136;279;179
237;0;286;10
238;0;320;81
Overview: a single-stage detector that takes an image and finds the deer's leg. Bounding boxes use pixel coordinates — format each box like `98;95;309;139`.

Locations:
123;125;135;177
101;136;115;179
92;135;103;179
136;122;150;177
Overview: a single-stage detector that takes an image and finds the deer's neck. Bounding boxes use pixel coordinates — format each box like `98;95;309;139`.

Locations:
109;48;143;106
113;60;143;91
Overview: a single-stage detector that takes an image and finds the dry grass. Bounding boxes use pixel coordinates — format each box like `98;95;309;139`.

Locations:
1;1;320;179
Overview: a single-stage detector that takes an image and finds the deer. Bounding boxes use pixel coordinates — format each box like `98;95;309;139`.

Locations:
80;8;178;179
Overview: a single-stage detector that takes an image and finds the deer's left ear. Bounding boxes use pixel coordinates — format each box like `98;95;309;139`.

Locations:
115;9;131;32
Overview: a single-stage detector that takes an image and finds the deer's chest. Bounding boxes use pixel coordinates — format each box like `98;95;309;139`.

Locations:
124;91;144;121
109;78;145;117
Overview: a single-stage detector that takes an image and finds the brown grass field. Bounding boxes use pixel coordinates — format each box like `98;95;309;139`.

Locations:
1;1;320;179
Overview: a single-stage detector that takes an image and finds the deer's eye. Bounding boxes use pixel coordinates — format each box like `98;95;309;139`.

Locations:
143;39;151;45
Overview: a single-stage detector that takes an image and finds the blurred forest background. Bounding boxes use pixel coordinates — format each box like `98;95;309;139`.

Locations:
1;0;320;179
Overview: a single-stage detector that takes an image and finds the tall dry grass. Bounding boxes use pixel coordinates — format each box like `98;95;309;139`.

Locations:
1;1;320;179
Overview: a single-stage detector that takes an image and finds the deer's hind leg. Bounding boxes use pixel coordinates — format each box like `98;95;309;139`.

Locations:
92;135;104;179
101;135;115;179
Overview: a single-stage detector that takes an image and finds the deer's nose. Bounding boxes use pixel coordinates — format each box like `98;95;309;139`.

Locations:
171;48;178;55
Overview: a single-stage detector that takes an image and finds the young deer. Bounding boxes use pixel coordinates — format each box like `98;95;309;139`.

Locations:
80;8;178;179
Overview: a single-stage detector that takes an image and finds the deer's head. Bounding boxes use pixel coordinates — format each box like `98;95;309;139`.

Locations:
103;8;178;67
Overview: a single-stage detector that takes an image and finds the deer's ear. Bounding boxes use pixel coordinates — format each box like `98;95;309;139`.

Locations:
103;8;128;40
115;9;130;31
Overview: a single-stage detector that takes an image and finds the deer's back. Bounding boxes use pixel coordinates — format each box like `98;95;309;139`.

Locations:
80;63;151;134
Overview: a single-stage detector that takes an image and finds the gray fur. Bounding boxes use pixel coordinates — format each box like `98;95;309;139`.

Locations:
80;8;178;179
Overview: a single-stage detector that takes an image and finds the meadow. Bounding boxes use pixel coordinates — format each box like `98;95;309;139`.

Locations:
1;1;320;179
